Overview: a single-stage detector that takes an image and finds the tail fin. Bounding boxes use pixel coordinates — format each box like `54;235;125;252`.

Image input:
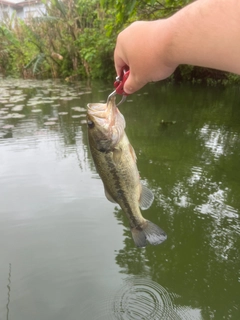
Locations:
131;220;167;248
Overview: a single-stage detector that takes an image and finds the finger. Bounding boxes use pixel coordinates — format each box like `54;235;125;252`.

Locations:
123;73;146;94
114;46;128;76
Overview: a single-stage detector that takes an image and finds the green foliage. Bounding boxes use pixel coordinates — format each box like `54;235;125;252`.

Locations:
0;0;239;84
25;53;46;74
0;0;192;79
100;0;191;25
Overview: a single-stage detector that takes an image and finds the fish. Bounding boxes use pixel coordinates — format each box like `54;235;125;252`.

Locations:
87;95;167;247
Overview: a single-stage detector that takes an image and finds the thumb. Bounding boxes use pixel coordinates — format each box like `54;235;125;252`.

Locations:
123;73;146;94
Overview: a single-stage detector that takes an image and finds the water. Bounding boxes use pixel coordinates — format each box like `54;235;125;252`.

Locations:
0;79;239;320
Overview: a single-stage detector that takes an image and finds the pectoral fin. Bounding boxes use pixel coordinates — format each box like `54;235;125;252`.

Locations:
112;147;122;164
139;184;154;210
104;187;116;203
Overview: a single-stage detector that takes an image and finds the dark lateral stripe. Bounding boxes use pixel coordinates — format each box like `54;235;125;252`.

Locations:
105;153;139;227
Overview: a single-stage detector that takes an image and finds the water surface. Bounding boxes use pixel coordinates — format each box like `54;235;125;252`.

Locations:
0;79;239;319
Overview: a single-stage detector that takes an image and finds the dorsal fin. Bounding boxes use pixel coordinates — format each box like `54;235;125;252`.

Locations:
139;184;154;210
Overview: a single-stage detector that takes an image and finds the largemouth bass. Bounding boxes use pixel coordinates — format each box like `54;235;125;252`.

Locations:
87;96;167;247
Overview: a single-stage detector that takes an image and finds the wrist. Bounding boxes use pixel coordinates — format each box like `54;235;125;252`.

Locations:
153;19;179;71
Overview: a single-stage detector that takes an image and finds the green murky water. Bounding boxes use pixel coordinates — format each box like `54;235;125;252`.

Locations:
0;79;239;320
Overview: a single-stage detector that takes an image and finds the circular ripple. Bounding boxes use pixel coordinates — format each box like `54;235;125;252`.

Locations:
79;276;201;320
112;276;177;320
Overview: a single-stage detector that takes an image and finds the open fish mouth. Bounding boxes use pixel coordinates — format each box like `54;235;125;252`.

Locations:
88;103;108;115
87;95;115;118
87;96;125;139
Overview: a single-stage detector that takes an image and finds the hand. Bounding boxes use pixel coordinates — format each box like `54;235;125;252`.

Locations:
114;20;177;94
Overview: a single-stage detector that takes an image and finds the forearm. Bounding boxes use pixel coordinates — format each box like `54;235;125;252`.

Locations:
114;0;240;93
168;0;240;74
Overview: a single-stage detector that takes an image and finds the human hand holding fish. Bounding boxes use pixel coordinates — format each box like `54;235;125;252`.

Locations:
87;82;167;247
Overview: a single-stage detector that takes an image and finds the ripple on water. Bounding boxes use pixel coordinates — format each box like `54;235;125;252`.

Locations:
112;276;178;320
81;275;204;320
80;276;191;320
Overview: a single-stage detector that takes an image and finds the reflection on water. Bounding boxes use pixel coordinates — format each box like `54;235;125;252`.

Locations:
0;79;240;319
6;264;11;320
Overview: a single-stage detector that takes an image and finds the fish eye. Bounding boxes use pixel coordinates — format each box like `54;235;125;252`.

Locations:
87;119;95;129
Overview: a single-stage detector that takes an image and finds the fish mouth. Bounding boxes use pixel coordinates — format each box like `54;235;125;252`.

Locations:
88;95;115;115
87;95;126;148
87;95;117;128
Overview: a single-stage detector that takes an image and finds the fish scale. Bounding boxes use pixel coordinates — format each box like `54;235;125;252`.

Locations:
90;134;143;228
87;96;167;247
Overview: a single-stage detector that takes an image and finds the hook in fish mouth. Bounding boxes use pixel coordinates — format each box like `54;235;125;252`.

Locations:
107;91;116;105
107;92;126;107
116;95;127;107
